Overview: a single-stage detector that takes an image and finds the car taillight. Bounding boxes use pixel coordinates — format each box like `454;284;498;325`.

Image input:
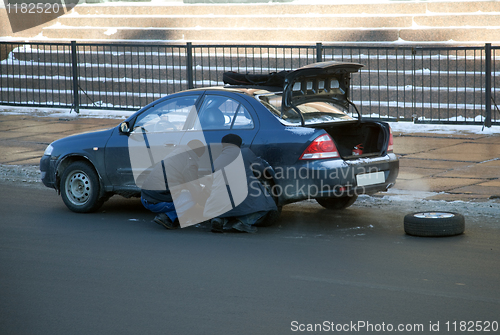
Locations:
300;134;340;160
387;126;394;153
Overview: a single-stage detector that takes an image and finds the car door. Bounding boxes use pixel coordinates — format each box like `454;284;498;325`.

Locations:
179;93;260;176
104;94;201;189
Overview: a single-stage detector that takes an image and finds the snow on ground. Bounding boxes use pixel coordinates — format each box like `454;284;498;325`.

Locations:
389;120;500;135
0;106;135;120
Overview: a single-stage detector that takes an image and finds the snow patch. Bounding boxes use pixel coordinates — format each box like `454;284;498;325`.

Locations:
104;28;118;36
284;127;316;136
0;106;134;120
389;121;500;135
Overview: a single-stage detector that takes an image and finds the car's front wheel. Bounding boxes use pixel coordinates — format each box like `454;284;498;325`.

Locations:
60;161;105;213
316;195;358;210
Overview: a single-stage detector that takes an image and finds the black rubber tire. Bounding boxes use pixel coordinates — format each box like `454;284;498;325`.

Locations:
60;161;105;213
254;175;282;227
255;206;282;227
404;212;465;237
316;195;358;210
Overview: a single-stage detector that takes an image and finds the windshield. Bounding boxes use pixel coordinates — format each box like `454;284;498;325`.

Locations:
258;93;352;126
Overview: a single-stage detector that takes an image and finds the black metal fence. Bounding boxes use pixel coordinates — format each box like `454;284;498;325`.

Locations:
0;41;498;126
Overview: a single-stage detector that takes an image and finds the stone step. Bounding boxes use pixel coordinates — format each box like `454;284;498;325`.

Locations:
0;88;486;119
10;44;488;70
40;26;399;42
55;13;500;30
56;14;414;29
2;72;489;104
414;14;500;27
70;3;429;16
41;25;500;43
0;88;486;121
3;62;492;87
69;1;500;16
3;48;494;81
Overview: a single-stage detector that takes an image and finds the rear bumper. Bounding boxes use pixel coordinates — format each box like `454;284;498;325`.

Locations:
271;153;399;204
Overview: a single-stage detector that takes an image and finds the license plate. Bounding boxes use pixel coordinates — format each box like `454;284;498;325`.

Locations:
356;171;385;187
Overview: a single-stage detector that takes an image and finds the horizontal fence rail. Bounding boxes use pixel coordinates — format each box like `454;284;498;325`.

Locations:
0;41;498;126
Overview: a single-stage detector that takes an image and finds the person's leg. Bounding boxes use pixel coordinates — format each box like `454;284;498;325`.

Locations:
210;217;229;233
237;211;267;226
231;211;267;233
141;198;179;229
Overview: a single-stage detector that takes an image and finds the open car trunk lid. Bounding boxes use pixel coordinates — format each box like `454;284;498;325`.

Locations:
282;61;363;120
282;61;392;159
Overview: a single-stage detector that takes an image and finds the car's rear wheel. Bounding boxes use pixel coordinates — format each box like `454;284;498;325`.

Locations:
255;176;282;227
60;161;104;213
255;206;282;227
316;195;358;210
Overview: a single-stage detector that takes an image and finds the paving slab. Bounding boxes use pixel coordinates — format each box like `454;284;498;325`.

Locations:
0;123;103;136
395;177;486;193
470;136;500;144
435;159;500;179
0;147;43;164
477;180;500;187
0;140;47;150
408;142;500;163
0;115;120;165
446;184;500;198
2;156;42;165
0;130;74;141
398;157;470;170
0;115;39;122
392;136;465;155
0;120;60;131
396;167;449;180
2;133;67;144
425;193;495;202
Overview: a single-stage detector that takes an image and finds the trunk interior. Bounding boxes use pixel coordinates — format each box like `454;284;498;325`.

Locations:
322;121;388;159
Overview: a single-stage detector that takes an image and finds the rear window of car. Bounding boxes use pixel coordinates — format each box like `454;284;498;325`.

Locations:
257;93;352;126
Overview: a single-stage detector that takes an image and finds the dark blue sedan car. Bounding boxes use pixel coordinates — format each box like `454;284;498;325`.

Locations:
40;61;398;225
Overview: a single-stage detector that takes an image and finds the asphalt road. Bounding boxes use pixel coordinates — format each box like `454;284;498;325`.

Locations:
1;183;499;335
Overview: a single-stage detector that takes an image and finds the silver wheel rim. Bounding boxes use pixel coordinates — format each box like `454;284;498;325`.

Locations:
414;212;455;219
65;170;91;206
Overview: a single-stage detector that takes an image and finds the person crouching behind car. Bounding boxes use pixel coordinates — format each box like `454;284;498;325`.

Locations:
204;134;277;233
141;139;207;229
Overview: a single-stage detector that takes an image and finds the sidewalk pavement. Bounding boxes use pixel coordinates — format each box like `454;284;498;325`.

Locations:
1;113;499;203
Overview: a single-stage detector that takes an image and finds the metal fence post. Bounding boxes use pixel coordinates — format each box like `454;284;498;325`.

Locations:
485;43;492;128
71;41;79;113
186;42;194;89
316;42;323;63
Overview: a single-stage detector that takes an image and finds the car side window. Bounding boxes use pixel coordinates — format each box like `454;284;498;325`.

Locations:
194;95;254;131
231;105;254;129
132;96;198;133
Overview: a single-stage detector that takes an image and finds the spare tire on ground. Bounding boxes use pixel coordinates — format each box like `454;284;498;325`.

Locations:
404;212;465;237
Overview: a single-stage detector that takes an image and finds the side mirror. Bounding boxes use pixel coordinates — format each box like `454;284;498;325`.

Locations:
119;121;130;134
